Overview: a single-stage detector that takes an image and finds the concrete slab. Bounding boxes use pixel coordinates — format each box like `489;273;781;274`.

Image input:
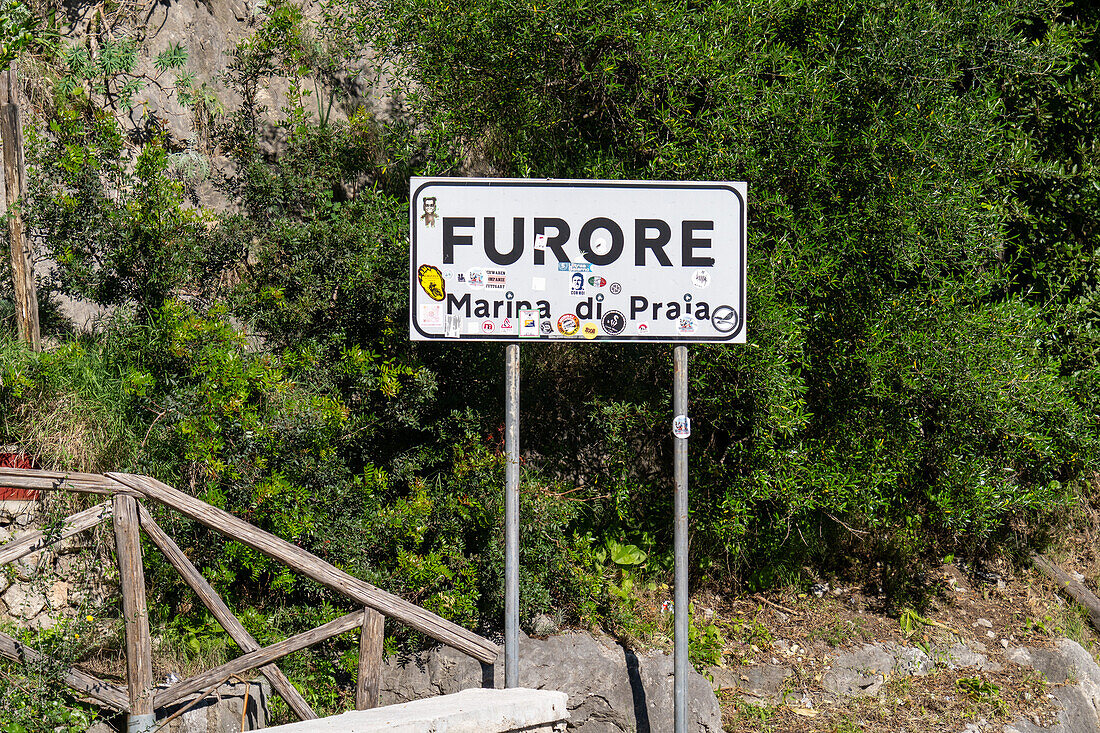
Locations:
263;687;568;733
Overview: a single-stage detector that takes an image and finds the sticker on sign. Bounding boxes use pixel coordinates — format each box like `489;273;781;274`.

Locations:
409;178;747;343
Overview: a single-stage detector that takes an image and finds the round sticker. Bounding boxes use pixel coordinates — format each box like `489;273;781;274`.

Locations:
711;306;740;334
601;310;626;336
557;314;580;336
539;320;554;336
636;322;650;334
588;276;607;288
582;322;599;339
692;269;711;289
609;282;622;295
591;237;612;256
480;320;495;333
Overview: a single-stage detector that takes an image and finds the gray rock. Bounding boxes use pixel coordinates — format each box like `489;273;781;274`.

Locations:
86;680;268;733
893;646;933;677
13;551;42;581
382;632;722;732
2;583;47;619
705;666;738;693
823;644;894;697
708;663;792;700
942;642;998;672
739;664;792;699
1005;639;1100;733
532;613;560;636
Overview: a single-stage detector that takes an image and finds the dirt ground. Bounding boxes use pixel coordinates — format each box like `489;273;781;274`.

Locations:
683;551;1100;733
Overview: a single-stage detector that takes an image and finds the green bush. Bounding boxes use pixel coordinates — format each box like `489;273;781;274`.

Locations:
4;0;1100;719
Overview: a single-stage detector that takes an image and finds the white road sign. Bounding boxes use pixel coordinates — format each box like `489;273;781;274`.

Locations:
409;178;746;343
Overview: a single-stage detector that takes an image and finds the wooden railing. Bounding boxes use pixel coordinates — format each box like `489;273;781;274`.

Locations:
0;468;498;727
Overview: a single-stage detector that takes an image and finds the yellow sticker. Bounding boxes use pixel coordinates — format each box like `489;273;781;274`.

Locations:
418;264;446;301
582;322;599;339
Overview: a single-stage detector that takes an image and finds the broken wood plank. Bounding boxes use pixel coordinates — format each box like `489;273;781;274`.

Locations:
1032;553;1100;631
0;469;129;495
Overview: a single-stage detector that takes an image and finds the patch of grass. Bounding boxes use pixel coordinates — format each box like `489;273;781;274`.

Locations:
957;676;1008;717
730;613;774;649
809;618;870;647
730;699;779;731
1051;603;1091;649
830;718;866;733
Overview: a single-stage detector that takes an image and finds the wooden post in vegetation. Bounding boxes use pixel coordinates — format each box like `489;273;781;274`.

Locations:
1031;554;1100;632
113;494;155;732
0;63;40;350
356;608;384;710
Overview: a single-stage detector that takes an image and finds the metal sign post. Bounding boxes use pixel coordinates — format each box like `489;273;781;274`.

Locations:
673;345;689;733
505;343;520;687
408;177;746;711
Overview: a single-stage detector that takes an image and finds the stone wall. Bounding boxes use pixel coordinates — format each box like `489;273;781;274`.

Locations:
0;499;114;631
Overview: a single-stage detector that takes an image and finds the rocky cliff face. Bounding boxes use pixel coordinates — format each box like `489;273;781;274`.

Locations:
136;0;391;137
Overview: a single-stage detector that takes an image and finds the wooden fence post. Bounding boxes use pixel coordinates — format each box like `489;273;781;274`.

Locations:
0;63;40;350
356;608;384;710
113;494;154;732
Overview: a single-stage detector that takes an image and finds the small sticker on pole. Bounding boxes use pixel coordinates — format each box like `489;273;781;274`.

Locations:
672;415;691;439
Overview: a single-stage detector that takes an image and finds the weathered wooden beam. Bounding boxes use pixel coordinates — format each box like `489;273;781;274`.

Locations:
356;608;384;710
0;64;40;350
0;469;129;495
136;503;318;721
1032;553;1100;631
154;610;364;708
113;494;154;720
109;472;498;664
0;501;112;567
0;631;130;712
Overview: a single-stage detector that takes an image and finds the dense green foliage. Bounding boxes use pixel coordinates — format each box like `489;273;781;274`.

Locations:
0;0;36;69
370;0;1100;577
2;0;1100;722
